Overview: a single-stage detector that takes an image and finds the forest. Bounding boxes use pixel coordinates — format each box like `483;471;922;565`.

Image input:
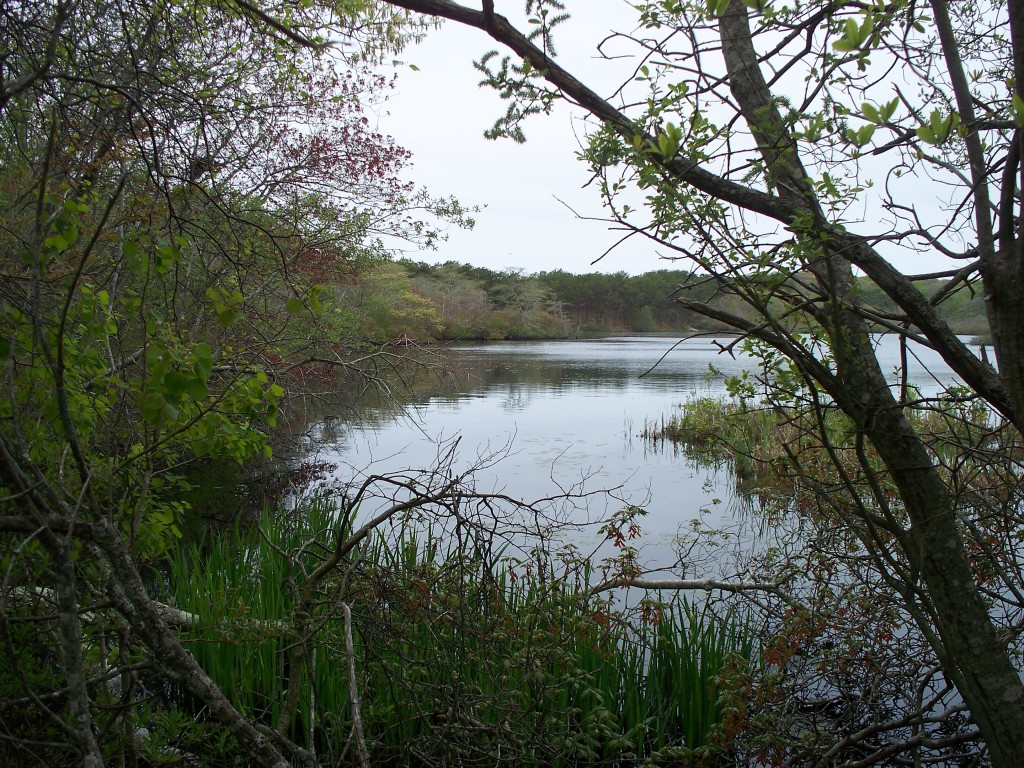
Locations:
338;259;991;340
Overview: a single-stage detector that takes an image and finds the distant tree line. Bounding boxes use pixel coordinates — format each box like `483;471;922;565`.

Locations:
349;259;989;342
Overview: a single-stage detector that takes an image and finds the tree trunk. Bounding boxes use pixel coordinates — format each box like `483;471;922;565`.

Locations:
833;320;1024;768
984;246;1024;428
717;2;1024;762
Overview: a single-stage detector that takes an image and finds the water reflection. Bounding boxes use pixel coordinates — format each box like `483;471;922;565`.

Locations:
298;338;743;571
302;335;969;572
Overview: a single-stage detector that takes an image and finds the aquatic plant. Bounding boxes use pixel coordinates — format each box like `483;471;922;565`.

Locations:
167;496;759;766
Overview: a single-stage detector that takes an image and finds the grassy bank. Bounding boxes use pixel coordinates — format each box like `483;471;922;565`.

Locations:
166;499;758;766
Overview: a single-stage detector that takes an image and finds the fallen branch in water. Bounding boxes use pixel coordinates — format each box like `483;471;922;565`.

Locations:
591;577;791;601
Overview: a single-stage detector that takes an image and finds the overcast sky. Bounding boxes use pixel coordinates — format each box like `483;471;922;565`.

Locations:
375;2;662;276
373;2;955;279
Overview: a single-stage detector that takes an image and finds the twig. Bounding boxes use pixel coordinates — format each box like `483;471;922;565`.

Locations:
342;602;370;768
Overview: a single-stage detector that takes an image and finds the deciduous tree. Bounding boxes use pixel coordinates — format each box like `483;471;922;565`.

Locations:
377;0;1024;764
0;1;467;765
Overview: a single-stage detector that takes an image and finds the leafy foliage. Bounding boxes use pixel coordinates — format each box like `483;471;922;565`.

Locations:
0;1;466;766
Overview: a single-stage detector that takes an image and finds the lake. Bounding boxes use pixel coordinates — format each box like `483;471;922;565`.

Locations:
303;335;971;574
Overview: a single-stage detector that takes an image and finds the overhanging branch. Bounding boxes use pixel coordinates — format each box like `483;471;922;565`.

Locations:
381;0;796;222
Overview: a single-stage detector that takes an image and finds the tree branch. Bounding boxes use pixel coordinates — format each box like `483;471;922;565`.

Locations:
381;0;797;222
592;576;788;598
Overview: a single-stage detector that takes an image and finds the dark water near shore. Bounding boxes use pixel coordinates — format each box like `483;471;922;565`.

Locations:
300;335;971;573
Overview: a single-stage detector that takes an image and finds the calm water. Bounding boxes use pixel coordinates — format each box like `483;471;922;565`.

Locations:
304;335;970;571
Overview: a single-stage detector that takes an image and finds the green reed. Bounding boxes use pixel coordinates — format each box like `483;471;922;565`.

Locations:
168;498;759;766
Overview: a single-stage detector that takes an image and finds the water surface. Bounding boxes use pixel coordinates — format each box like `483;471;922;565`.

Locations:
305;335;970;570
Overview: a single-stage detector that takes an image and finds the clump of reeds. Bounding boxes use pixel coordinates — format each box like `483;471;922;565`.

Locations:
642;397;793;490
167;498;759;766
645;393;1019;518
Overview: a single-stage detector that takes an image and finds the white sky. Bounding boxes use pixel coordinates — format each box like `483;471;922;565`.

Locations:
375;2;664;275
373;1;961;279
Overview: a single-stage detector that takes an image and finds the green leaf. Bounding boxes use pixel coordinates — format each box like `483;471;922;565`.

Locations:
145;343;165;367
857;15;874;44
164;370;187;400
161;401;180;422
1012;93;1024;128
193;344;214;380
157;242;179;263
833;15;872;52
285;297;303;314
217;307;237;327
44;234;68;251
880;98;898;122
918;110;959;144
140;393;164;425
152;507;175;524
185;377;209;400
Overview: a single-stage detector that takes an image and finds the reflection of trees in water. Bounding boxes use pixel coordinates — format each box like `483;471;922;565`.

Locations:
276;351;447;460
281;344;724;446
277;343;740;460
433;352;710;400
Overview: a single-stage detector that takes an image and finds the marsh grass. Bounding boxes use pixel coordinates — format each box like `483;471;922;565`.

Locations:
643;393;1014;494
167;497;351;735
167;499;759;766
641;398;790;491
